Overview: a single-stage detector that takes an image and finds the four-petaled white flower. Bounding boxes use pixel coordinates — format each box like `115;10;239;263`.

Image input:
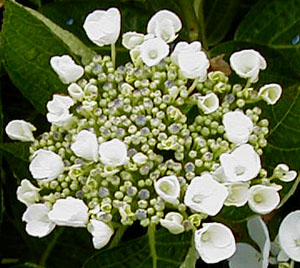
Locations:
154;175;180;205
99;139;128;167
29;149;64;181
258;83;282;105
132;152;148;165
140;37;169;67
68;83;84;101
275;164;297;182
50;55;84;84
122;31;145;50
198;93;219;114
171;41;202;65
230;49;267;83
160;212;185;234
71;130;99;161
46;94;74;126
220;144;261;182
248;185;280;215
279;210;300;262
223;111;253;144
88;219;114;249
22;204;55;238
224;182;249;207
48;197;89;227
147;10;181;43
83;8;121;47
17;179;40;207
5;120;36;142
195;222;236;264
184;173;228;216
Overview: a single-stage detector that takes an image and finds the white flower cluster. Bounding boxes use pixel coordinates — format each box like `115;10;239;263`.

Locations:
6;7;297;265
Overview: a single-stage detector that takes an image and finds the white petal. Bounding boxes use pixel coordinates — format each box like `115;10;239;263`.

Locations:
154;175;180;205
99;139;128;167
17;179;40;206
25;220;56;238
50;55;84;84
198;93;219;114
88;219;114;249
229;243;262;268
29;149;64;181
68;83;84;101
122;31;145;50
5;120;36;142
258;83;282;105
48;197;89;227
224;182;249;207
132;152;148;165
171;41;201;65
160;212;184;234
71;130;99;161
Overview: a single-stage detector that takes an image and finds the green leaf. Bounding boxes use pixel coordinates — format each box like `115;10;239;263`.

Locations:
235;0;300;73
1;0;96;114
83;228;191;268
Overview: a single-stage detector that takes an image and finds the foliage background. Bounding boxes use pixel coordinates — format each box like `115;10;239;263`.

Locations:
0;0;299;267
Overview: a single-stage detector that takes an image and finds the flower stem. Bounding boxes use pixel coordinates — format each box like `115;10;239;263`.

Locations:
291;260;295;268
111;43;116;68
245;78;252;89
108;225;128;249
187;79;198;95
148;223;157;268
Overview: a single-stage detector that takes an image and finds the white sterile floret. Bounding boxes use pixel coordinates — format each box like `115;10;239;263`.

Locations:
198;93;219;114
154;175;180;205
140;37;169;67
223;111;253;144
258;83;282;105
229;49;266;83
224;182;249;207
171;41;201;65
17;179;40;207
5;120;36;142
178;50;210;80
147;10;181;43
132;152;148;165
220;144;261;182
71;130;99;161
195;222;236;264
279;210;300;262
184;173;228;216
83;8;121;47
67;83;84;101
46;94;74;126
88;219;114;249
50;55;84;84
48;197;89;227
275;164;297;182
99;138;128;167
122;31;145;50
22;204;55;238
29;149;64;181
160;212;185;234
248;185;280;215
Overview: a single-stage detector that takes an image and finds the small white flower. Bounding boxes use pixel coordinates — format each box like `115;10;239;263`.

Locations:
5;120;36;142
248;185;280;214
129;45;143;66
279;210;300;262
88;219;114;249
17;179;40;206
195;222;236;264
140;37;169;67
68;83;84;101
83;8;121;47
122;31;145;50
160;212;184;234
184;173;228;216
154;175;180;205
198;93;219;114
29;149;64;181
50;55;84;84
46;94;74;126
132;152;147;165
171;41;202;65
71;130;98;161
147;10;181;43
275;164;297;182
230;49;266;83
22;204;55;238
224;182;249;207
178;50;210;80
220;144;261;182
258;83;282;105
223;111;253;144
48;197;89;227
99;139;128;167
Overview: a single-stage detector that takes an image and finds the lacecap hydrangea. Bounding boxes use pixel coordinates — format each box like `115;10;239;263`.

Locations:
6;7;298;265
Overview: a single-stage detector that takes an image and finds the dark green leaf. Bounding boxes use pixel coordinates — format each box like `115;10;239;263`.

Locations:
235;0;300;73
0;143;30;162
1;0;96;114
